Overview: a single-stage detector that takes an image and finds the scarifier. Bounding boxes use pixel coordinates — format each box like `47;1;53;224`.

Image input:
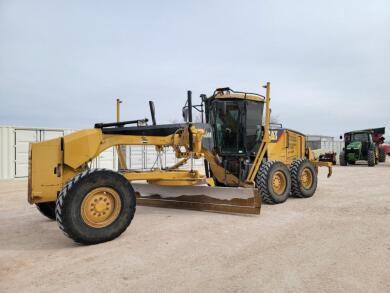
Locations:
28;82;332;244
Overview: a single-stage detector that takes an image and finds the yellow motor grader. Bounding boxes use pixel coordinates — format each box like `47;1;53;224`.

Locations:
29;82;331;244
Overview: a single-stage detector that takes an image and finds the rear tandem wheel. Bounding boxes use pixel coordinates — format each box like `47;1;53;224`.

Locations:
255;161;291;204
290;159;318;198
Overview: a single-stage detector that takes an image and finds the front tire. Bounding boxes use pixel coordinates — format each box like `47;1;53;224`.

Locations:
368;150;375;167
339;151;347;166
256;161;291;204
290;159;318;198
56;169;136;245
36;202;56;220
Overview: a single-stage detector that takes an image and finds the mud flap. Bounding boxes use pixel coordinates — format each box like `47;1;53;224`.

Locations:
132;184;261;215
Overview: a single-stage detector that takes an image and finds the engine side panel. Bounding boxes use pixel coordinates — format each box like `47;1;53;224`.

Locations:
267;129;306;165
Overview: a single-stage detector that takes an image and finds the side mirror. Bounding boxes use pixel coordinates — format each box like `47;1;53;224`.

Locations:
339;135;343;140
182;107;189;122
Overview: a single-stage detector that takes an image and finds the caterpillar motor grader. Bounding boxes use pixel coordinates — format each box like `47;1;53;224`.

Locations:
29;82;332;245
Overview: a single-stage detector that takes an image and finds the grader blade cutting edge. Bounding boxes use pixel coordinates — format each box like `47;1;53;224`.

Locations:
132;184;261;215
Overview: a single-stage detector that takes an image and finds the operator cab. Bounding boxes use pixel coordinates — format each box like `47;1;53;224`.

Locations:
201;88;265;183
204;88;265;158
345;132;372;144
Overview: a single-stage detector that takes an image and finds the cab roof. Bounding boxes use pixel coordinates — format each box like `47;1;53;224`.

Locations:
211;87;265;102
345;127;385;135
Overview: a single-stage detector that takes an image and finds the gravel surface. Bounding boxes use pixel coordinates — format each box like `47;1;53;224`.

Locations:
1;162;390;292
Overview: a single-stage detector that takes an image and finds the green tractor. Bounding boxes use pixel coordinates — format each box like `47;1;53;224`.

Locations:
339;128;385;167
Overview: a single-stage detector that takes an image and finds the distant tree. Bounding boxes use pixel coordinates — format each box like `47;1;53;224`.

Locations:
170;112;203;123
194;113;203;123
169;118;181;124
270;114;281;125
263;111;282;126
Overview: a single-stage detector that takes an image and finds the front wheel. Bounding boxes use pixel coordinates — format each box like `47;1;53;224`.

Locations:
339;151;347;166
256;161;291;204
368;150;375;167
55;169;136;245
290;159;318;198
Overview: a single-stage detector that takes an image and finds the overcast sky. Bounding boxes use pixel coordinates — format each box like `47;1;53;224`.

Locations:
0;0;389;138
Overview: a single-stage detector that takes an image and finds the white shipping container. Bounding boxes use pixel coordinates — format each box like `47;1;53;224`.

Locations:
0;127;15;179
128;146;144;169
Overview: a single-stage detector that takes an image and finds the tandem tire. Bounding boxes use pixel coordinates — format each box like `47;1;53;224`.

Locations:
36;202;56;220
290;159;318;198
256;161;291;204
55;169;136;245
339;151;347;166
368;150;375;167
379;147;386;163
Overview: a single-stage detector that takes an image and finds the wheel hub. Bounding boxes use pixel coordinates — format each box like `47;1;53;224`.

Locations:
272;171;287;195
81;187;121;228
301;168;313;189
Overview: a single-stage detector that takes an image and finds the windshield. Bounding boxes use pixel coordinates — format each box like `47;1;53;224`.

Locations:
351;133;369;142
209;99;264;155
245;100;264;154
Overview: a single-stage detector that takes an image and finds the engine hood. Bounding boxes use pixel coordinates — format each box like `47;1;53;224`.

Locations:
347;141;362;150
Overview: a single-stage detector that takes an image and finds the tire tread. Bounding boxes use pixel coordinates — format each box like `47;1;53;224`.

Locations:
255;161;290;204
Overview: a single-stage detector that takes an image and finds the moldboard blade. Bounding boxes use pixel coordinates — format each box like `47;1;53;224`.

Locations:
132;183;261;215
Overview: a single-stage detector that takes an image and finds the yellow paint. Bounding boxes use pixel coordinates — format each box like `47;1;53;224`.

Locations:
271;171;287;195
28;137;63;204
81;187;121;228
301;168;313;189
267;130;306;165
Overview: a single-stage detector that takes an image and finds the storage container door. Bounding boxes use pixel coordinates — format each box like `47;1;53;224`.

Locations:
41;130;64;141
15;130;39;177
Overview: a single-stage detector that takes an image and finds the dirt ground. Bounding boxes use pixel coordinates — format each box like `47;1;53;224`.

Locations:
1;162;390;293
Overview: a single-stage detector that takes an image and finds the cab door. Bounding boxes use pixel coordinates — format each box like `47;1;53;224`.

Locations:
211;100;245;155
